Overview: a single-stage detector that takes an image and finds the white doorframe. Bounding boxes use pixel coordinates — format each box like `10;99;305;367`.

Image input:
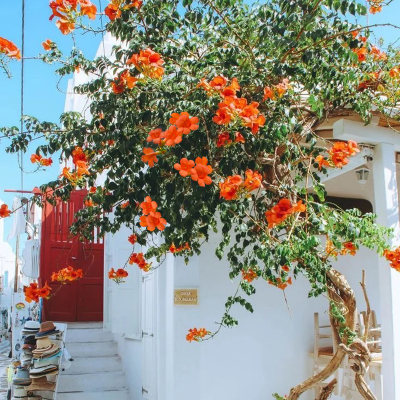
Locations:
141;271;158;400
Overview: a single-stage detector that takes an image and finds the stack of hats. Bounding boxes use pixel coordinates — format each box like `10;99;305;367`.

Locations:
12;321;62;399
30;336;61;378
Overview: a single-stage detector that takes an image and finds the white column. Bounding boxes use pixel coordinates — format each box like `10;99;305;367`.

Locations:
157;252;175;400
372;143;400;400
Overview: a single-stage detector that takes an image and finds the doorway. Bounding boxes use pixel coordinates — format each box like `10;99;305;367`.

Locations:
40;190;104;322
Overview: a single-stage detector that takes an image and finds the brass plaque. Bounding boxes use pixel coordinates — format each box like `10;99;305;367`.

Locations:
174;289;198;305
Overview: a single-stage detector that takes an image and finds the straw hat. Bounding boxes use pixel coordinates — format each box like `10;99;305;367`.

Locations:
35;322;59;338
26;377;55;392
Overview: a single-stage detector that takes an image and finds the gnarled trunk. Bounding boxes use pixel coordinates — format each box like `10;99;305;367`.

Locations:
287;269;376;400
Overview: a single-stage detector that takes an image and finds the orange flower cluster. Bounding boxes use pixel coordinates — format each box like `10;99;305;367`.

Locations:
51;266;83;283
186;327;209;342
368;0;383;13
268;277;292;290
169;242;190;253
0;37;21;60
108;268;129;283
49;0;97;35
129;252;151;272
146;112;199;150
216;131;245;147
329;140;359;168
198;76;265;134
42;39;54;51
105;0;142;20
128;234;137;244
213;96;265;134
389;66;400;79
24;282;52;303
325;239;338;257
265;198;306;229
85;198;95;207
241;268;258;283
342;241;357;256
352;41;387;63
370;45;387;61
127;48;164;79
174;157;213;187
0;204;11;218
197;76;240;97
139;196;167;232
61;146;90;185
30;153;53;167
383;247;400;272
142;112;199;168
325;239;357;257
141;148;159;167
120;201;130;209
219;169;262;201
263;78;290;101
315;140;359;170
111;70;137;94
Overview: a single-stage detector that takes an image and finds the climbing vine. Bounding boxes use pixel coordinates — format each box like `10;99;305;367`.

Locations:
1;0;400;398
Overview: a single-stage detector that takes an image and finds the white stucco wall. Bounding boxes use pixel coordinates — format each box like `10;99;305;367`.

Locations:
62;32;394;400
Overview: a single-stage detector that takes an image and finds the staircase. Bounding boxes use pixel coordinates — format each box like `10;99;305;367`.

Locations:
57;323;130;400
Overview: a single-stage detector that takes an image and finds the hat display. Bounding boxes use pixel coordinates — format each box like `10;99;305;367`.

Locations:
13;320;64;400
13;368;32;386
35;322;59;338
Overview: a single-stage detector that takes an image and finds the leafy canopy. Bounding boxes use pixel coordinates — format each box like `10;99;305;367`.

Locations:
1;0;399;333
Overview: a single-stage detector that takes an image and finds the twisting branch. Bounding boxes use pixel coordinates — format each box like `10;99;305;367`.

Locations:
360;270;371;343
287;269;357;400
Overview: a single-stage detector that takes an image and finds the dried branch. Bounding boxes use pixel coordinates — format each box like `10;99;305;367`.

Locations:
360;270;371;343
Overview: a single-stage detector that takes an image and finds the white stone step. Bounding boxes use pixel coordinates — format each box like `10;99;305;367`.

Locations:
66;328;113;343
57;390;130;400
63;356;122;374
58;371;127;392
66;322;103;329
67;341;118;358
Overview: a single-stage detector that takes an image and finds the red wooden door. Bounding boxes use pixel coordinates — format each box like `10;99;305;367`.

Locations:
40;190;104;322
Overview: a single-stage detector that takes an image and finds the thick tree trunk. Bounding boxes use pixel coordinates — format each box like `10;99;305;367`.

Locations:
287;269;376;400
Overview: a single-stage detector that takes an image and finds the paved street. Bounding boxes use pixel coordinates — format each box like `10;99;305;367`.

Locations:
0;351;10;400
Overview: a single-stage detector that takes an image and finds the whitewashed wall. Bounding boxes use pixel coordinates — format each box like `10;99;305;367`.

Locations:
102;161;383;400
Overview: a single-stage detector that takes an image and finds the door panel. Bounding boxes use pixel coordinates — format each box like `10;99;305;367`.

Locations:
40;190;104;322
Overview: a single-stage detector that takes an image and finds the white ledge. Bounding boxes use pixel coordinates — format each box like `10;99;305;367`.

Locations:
333;119;400;150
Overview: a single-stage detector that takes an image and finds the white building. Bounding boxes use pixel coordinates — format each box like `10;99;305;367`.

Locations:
0;199;15;292
62;37;400;400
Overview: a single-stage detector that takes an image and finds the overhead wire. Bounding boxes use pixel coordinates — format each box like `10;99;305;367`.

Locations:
19;0;25;191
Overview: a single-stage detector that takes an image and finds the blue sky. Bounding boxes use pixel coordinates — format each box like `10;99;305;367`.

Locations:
0;1;103;243
0;1;399;246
